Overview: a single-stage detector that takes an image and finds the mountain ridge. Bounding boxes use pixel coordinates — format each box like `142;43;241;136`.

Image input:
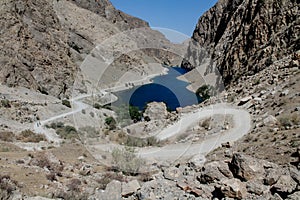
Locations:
0;0;180;98
183;0;299;86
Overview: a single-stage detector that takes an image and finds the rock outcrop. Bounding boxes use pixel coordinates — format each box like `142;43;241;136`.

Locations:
183;0;299;86
0;0;182;98
96;153;299;199
143;102;168;121
0;0;76;98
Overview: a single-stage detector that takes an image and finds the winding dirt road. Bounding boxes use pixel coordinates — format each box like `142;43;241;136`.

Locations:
138;104;251;162
33;89;251;164
91;104;251;163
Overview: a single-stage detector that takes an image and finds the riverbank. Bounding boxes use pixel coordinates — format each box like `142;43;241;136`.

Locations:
96;65;170;105
104;67;169;93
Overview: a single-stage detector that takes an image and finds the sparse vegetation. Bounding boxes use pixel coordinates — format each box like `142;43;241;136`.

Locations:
112;147;145;175
67;178;81;192
48;122;79;140
79;126;100;138
114;104;143;127
0;131;15;142
105;116;117;130
0;99;11;108
55;178;88;200
93;103;101;109
0;175;17;198
56;125;79;140
16;130;46;143
109;131;160;147
125;135;160;147
29;153;64;174
97;172;124;190
0;147;10;152
47;122;64;129
278;114;300;127
290;113;300;125
129;105;142;122
46;172;57;182
201;118;211;130
196;84;216;101
62;99;71;108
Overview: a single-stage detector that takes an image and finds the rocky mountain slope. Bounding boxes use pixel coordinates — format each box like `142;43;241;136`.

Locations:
183;0;300;164
183;0;299;86
0;0;181;98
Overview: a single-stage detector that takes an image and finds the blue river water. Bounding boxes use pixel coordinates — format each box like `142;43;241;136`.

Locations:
112;67;201;111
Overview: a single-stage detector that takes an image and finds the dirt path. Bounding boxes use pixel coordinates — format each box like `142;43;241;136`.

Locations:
138;104;251;162
32;71;168;143
90;104;251;164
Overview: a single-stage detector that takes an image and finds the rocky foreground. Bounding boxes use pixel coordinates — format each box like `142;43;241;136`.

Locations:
100;152;299;200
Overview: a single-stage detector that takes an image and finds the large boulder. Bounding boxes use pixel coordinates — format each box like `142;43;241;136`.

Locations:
199;161;233;184
230;153;265;181
143;102;168;121
263;115;278;127
220;178;248;199
101;180;122;200
271;175;297;195
163;167;183;181
264;168;282;186
238;96;252;106
122;180;140;197
289;166;300;185
246;180;270;195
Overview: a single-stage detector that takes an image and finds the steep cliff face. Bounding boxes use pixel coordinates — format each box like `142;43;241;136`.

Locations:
71;0;149;30
0;0;76;97
0;0;180;98
185;0;299;85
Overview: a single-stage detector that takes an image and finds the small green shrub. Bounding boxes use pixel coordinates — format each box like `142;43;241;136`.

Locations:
0;175;17;196
79;126;100;138
0;147;10;152
30;153;64;173
16;130;46;143
94;103;101;110
46;173;57;182
291;113;300;125
278;114;299;127
49;122;64;129
67;178;81;192
196;84;216;101
112;147;145;175
129;105;142;122
1;99;11;108
89;112;95;118
125;136;159;147
105;117;117;130
201;118;211;130
96;173;124;190
0;131;15;142
56;125;78;140
62;99;71;108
